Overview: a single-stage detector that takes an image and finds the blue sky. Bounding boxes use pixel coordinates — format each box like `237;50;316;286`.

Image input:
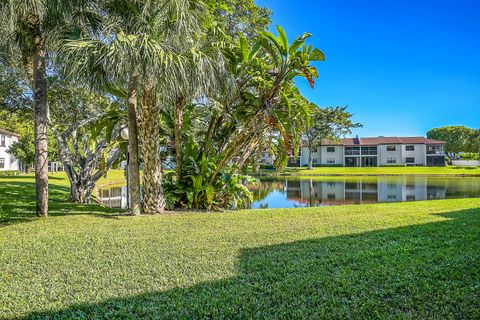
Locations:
255;0;480;137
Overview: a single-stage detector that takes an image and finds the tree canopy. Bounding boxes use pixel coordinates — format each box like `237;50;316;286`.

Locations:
427;126;479;155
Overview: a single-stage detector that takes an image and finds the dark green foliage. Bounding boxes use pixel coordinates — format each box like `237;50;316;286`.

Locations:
163;141;255;210
427;126;480;154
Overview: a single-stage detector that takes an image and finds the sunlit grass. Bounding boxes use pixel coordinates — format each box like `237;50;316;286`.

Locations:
0;173;479;319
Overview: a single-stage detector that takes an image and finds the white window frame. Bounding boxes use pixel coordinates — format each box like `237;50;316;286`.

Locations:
387;157;396;164
327;158;336;164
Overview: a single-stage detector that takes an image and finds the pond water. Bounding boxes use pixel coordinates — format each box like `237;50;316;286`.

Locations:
97;176;480;210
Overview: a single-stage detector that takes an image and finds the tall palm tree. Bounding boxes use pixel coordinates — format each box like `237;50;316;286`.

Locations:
60;0;217;214
0;0;91;217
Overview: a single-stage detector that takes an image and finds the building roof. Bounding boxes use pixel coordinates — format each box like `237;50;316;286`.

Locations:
321;136;445;146
0;128;21;138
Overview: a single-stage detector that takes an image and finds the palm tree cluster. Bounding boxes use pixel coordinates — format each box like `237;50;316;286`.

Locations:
0;0;326;215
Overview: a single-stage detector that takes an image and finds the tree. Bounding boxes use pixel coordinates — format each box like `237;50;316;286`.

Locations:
427;126;479;157
161;27;326;210
0;0;91;217
209;0;271;40
47;77;122;203
60;0;218;214
303;106;362;170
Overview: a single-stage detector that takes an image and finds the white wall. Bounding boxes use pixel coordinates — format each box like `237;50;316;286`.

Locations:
378;144;402;166
0;135;20;171
320;146;344;165
401;144;426;165
300;146;344;166
452;160;480;167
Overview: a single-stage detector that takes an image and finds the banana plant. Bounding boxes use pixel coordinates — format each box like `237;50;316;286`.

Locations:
260;25;325;92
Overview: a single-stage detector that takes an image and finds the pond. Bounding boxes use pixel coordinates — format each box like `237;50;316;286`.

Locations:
97;176;480;210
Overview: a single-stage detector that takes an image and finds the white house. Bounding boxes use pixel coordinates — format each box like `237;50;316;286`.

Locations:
300;136;446;167
0;128;23;171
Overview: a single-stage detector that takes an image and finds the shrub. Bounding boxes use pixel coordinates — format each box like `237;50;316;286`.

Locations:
302;164;343;167
459;153;479;160
259;164;276;170
0;170;22;176
381;164;407;167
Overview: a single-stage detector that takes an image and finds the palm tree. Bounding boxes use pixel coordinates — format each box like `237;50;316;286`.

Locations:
0;0;91;217
60;0;216;214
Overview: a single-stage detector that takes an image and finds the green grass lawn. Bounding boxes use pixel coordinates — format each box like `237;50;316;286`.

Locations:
1;174;479;319
274;166;480;176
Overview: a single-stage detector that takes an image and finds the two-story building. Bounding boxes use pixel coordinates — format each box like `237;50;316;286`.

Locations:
300;136;446;167
0;128;24;171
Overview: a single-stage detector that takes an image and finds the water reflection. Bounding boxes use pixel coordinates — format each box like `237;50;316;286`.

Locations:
97;177;480;209
250;177;480;209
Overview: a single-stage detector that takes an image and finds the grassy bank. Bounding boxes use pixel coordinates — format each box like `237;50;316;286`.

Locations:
269;166;480;176
1;174;479;319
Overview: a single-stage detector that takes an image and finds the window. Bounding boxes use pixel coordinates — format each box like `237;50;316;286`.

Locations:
345;147;360;155
406;157;415;164
327;158;336;164
387;157;396;164
0;158;4;169
0;135;5;147
386;145;396;151
405;145;415;151
427;145;444;155
327;194;336;200
361;146;377;155
326;147;335;153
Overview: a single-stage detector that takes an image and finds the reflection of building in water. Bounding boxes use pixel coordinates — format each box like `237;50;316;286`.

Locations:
98;186;127;208
286;177;449;206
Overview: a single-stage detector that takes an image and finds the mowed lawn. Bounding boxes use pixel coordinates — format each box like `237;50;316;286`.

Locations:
1;174;480;319
278;166;480;176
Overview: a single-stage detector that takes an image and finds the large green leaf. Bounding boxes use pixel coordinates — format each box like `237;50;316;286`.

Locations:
275;25;289;56
289;32;312;56
309;48;326;61
239;35;250;62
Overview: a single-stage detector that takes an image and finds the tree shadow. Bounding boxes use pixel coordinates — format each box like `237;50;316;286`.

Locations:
0;181;122;227
24;208;480;319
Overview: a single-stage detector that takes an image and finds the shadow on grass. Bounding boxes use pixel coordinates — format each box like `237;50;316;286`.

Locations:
24;208;480;319
0;181;122;227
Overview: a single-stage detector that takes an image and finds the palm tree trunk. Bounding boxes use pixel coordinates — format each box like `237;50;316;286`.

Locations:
138;88;164;214
174;96;185;180
32;46;48;217
127;74;142;215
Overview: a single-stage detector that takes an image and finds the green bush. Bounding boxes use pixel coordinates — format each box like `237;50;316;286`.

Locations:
259;164;276;170
302;164;343;167
459;153;479;160
381;164;407;167
0;170;22;176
